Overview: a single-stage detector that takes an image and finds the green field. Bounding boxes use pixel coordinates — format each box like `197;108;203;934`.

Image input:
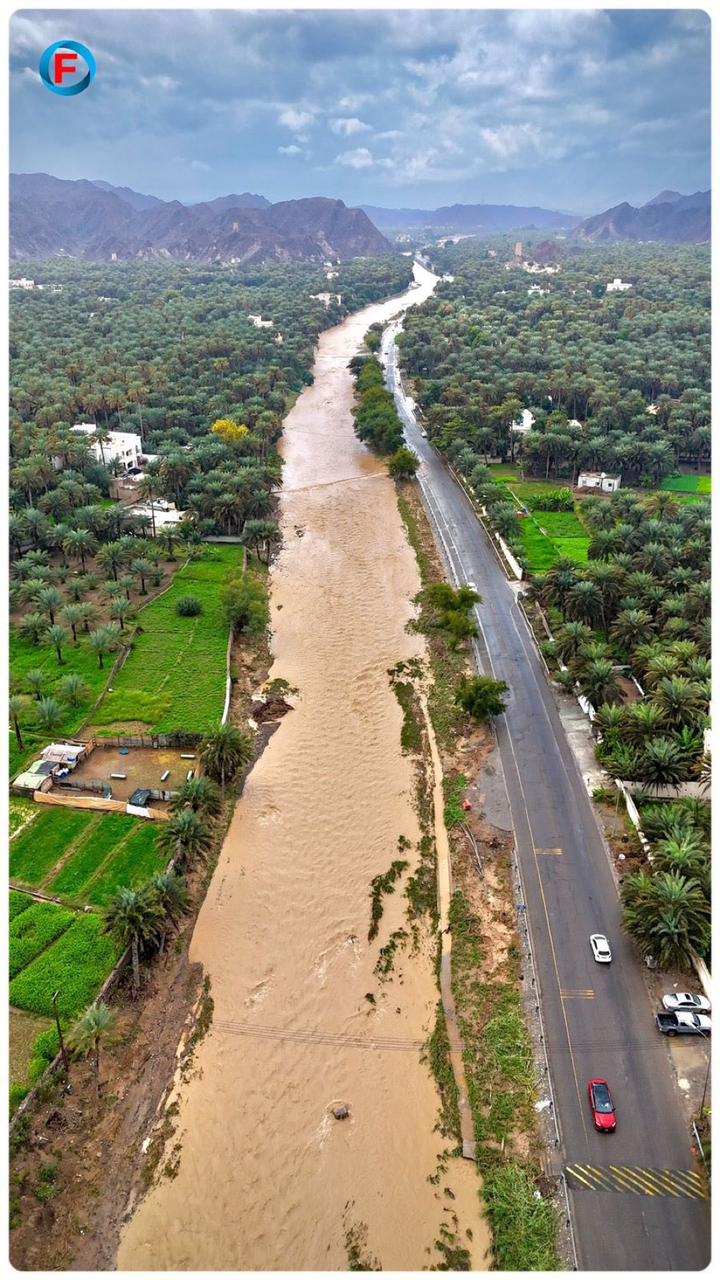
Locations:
48;812;136;898
10;807;163;905
10;913;121;1020
9;629;113;777
517;510;590;572
9;807;96;887
85;823;164;905
10;890;34;921
92;545;244;734
660;473;711;495
10;901;76;979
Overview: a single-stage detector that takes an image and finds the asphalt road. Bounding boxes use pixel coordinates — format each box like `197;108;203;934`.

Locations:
382;325;711;1271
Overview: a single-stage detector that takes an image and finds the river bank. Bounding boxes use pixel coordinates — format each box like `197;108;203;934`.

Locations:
116;266;489;1270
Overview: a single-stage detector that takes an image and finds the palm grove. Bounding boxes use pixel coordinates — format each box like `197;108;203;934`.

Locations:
399;238;710;970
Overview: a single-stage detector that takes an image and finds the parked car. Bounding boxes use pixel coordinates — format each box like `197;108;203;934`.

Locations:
588;1079;616;1132
590;934;612;963
662;992;711;1014
656;1012;711;1037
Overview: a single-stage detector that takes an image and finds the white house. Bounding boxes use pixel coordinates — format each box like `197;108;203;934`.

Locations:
527;284;548;296
577;471;622;493
248;314;274;328
71;424;143;472
511;409;536;434
606;277;632;292
10;277;42;290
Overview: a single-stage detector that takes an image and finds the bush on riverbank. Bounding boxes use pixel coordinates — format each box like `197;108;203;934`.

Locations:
351;356;404;455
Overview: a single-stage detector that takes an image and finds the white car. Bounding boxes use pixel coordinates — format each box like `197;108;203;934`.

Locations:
662;992;711;1014
590;934;612;964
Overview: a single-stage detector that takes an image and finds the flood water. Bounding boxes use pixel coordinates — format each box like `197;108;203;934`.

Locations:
118;265;489;1271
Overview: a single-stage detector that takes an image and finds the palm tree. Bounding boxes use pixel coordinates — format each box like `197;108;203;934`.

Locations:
18;611;47;645
89;625;120;670
46;623;68;666
158;809;212;872
25;669;45;700
96;542;126;582
68;1002;117;1099
36;586;63;626
577;659;622;707
170;776;222;818
611;609;654;653
622;870;709;970
625;701;667;743
60;603;85;645
641;738;687;789
77;602;100;634
200;722;254;791
644;655;682;689
110;597;133;631
565;579;604;630
9;694;28;749
104;886;165;992
653;677;706;728
654;832;708;879
63;528;97;570
592;703;626;741
37;696;63;733
59;672;89;707
553;621;593;663
149;873;190;953
137;475;159;537
131;557;153;595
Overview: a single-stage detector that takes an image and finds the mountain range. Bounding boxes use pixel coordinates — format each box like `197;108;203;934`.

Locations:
9;173;391;263
10;174;711;262
573;189;710;244
361;201;580;232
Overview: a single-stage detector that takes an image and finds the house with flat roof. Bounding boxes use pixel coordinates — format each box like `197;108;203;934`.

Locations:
71;424;142;472
577;471;622;493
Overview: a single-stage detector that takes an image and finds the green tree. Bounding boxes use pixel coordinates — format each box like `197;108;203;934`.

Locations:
387;447;419;480
104;886;165;992
158;809;212;872
68;1002;117;1100
200;722;254;791
455;675;509;721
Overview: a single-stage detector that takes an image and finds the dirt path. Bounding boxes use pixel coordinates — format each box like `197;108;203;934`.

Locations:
117;267;489;1270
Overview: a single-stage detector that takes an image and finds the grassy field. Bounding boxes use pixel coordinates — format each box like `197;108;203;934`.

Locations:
9;630;112;777
516;510;589;572
10;808;96;887
10;913;121;1021
660;473;711;495
10;901;76;979
92;545;245;734
10;807;163;904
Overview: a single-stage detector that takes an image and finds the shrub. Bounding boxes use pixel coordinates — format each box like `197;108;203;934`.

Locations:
456;675;509;721
221;572;268;635
176;595;202;617
9;1084;29;1116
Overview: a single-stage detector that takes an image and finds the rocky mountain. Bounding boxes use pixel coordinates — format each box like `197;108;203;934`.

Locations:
573;190;710;244
92;179;165;211
10;173;392;263
361;201;581;232
193;192;271;211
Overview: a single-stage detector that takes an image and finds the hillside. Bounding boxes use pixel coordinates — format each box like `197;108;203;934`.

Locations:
361;201;580;232
573;190;710;243
10;173;392;263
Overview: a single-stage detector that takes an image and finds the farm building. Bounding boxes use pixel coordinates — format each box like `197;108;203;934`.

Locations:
577;471;622;493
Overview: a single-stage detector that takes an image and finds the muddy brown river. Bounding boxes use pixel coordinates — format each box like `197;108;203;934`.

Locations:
118;265;489;1271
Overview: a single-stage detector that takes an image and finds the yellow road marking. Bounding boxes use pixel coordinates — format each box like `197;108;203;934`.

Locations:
566;1165;603;1190
560;989;595;998
566;1164;708;1200
535;846;563;855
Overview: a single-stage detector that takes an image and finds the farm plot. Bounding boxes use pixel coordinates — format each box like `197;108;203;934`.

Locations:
48;812;137;899
86;823;165;905
660;473;711;495
10;890;34;921
10;901;76;978
9;913;121;1021
9;808;95;888
93;546;245;735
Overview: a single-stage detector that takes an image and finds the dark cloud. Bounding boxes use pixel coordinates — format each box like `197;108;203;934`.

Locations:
10;8;710;212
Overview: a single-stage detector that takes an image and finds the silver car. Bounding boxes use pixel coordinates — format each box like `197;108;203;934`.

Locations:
662;992;711;1013
590;934;612;963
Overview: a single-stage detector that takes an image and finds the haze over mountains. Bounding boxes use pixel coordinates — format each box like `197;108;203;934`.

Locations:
9;173;711;263
10;173;391;264
573;189;710;244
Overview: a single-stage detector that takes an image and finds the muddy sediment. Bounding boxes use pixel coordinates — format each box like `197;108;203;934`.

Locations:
117;268;489;1270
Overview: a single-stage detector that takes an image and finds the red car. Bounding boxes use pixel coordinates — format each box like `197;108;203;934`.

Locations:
588;1078;616;1132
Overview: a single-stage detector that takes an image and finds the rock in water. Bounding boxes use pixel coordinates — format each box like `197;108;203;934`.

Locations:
332;1105;350;1120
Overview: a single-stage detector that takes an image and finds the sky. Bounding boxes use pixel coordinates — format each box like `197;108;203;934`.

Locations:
9;7;711;214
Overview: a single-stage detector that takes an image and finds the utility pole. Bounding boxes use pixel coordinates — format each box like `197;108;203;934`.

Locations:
52;991;69;1074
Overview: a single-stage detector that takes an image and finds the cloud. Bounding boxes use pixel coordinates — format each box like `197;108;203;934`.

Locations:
279;107;314;131
278;144;302;156
335;147;374;169
329;117;370;136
